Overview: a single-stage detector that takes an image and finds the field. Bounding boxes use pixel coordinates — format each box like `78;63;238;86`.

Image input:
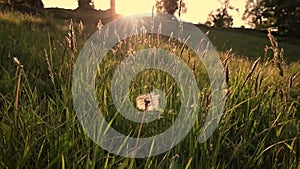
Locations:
0;9;300;169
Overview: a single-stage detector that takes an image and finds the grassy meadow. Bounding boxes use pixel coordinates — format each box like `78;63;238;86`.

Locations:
0;9;300;169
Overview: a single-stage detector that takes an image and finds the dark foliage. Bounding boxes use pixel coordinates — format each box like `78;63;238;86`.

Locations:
78;0;94;9
207;0;237;28
243;0;300;37
156;0;186;15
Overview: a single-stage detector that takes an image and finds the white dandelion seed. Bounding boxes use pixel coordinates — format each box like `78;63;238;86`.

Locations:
136;91;161;111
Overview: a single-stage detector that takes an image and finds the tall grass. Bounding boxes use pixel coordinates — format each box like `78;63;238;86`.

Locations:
0;11;299;168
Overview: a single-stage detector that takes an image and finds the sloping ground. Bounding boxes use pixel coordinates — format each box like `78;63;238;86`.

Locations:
51;8;299;62
1;5;299;62
196;24;300;62
45;7;122;26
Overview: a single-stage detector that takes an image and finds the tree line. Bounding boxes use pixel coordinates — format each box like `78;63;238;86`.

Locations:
3;0;299;38
3;0;44;8
243;0;300;37
156;0;300;38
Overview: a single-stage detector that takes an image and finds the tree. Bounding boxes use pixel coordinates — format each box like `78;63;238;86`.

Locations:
206;0;237;28
26;0;43;8
4;0;44;13
156;0;187;15
78;0;94;9
243;0;300;37
243;0;265;28
8;0;44;8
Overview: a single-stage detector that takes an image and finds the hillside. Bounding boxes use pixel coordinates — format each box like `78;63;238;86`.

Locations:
1;6;299;62
44;8;300;62
50;8;300;62
196;24;300;62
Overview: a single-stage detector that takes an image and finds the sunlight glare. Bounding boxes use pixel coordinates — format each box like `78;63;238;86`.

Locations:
42;0;246;27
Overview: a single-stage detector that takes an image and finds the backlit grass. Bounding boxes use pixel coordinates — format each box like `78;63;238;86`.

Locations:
0;11;299;169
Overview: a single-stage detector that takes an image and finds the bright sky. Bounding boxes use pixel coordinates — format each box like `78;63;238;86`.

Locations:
42;0;247;27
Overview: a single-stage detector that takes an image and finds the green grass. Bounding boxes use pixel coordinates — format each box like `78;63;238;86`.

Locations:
196;25;300;63
0;10;300;169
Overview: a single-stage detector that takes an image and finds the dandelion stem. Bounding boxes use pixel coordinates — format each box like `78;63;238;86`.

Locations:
13;57;23;128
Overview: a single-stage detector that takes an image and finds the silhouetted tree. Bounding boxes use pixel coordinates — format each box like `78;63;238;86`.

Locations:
243;0;300;37
207;0;237;28
242;0;264;28
156;0;186;15
78;0;94;9
3;0;43;13
9;0;44;8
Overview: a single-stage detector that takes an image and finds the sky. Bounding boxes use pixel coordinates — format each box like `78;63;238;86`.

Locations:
42;0;247;27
